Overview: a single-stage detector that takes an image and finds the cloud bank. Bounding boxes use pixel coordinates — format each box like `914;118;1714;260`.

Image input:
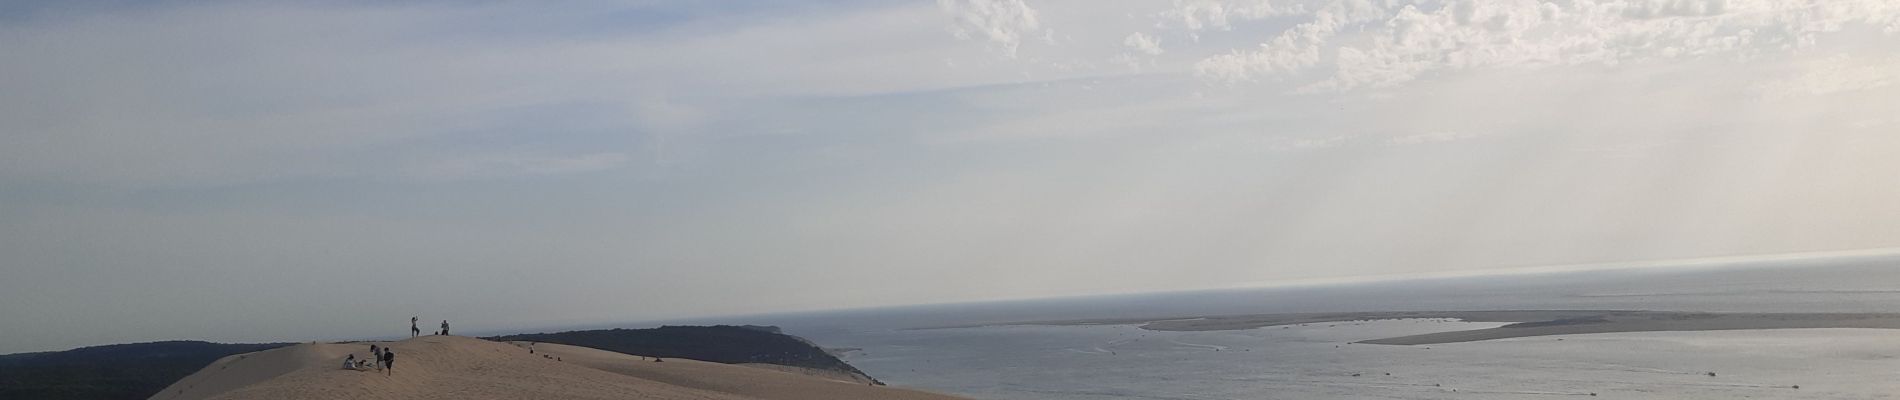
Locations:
1189;0;1900;90
1;0;1898;354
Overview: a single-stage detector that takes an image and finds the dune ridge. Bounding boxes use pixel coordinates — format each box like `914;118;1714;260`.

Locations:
149;335;965;400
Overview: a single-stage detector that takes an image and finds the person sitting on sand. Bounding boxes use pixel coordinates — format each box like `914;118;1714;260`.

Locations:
344;354;357;370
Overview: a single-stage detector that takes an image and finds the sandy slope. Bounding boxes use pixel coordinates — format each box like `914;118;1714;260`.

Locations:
516;342;965;400
149;336;966;400
737;363;878;385
150;341;357;400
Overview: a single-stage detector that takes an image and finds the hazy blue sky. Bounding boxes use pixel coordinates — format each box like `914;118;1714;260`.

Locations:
3;0;1898;353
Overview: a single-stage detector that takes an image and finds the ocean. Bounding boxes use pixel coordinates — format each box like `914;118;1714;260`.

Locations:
757;255;1900;399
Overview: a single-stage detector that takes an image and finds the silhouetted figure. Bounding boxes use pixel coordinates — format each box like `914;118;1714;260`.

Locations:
440;320;450;336
382;350;396;376
411;316;420;337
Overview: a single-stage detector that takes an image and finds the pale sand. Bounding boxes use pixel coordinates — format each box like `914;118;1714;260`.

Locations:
149;335;967;400
992;310;1900;345
519;342;964;400
736;364;879;385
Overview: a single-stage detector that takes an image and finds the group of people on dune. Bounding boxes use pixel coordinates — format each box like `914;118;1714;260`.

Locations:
342;344;396;375
339;316;452;375
412;316;449;337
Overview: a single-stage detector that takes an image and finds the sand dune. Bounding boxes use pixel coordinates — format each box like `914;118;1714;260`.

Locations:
519;342;966;400
151;340;357;400
737;363;879;385
149;336;966;400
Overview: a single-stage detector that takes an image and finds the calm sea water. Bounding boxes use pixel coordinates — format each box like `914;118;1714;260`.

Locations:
838;322;1900;399
763;256;1900;399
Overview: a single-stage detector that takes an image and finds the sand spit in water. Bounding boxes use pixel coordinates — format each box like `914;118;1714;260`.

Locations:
971;310;1900;345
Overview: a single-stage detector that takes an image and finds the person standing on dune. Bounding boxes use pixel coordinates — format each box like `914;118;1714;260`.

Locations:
440;320;450;336
410;316;420;337
382;349;395;376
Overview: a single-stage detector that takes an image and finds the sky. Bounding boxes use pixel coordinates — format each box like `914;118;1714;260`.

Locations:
2;0;1898;353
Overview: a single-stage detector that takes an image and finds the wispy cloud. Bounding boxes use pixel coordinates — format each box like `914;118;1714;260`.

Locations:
1186;0;1900;91
1754;54;1900;98
1161;0;1306;34
938;0;1048;57
0;2;986;187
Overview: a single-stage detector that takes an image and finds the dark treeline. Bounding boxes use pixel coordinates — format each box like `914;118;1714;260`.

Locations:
490;325;884;385
0;341;291;400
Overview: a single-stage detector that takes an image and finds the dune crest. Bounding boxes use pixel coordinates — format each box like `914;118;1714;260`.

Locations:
150;336;965;400
150;341;354;400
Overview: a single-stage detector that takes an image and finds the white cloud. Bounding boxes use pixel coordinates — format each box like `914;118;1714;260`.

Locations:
938;0;1046;57
1190;0;1900;91
1124;32;1164;55
1192;0;1389;83
1620;0;1727;20
1162;0;1305;33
